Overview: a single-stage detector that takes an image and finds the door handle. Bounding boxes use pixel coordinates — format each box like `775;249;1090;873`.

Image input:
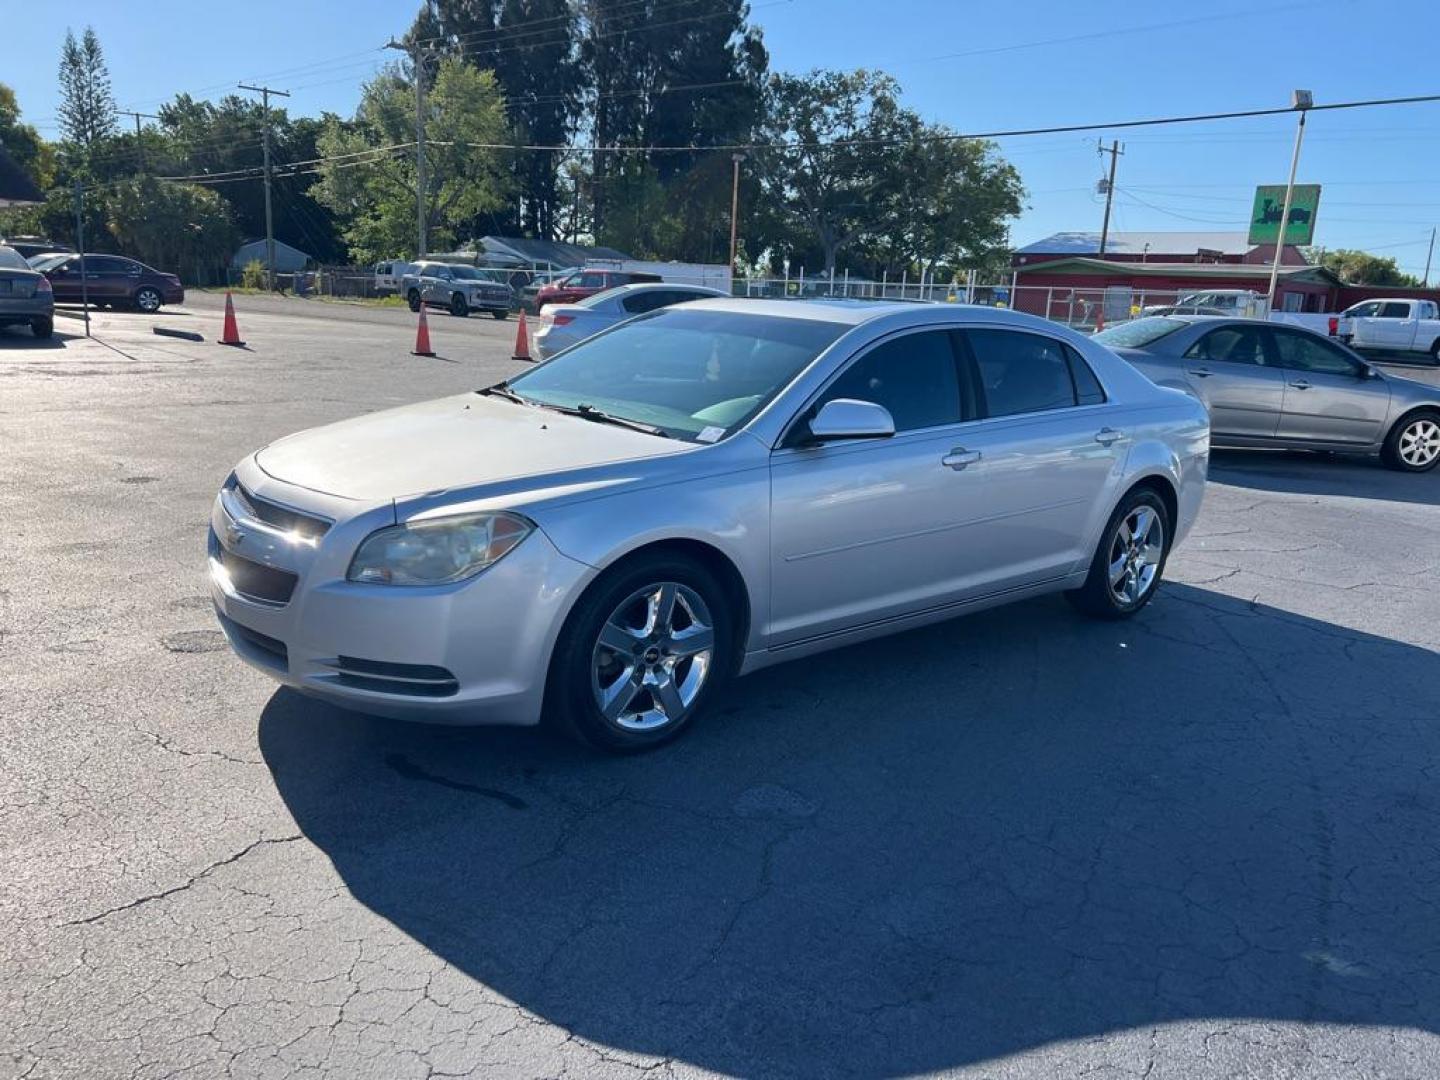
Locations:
1289;379;1312;390
1186;367;1214;378
1094;427;1125;445
941;448;981;470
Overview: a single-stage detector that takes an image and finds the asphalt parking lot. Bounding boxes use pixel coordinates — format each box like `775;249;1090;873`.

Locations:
3;301;1439;1079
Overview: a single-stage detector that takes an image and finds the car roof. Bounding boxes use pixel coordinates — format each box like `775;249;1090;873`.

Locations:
680;297;1072;331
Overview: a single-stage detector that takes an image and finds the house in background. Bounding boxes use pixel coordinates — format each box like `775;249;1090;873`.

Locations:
230;238;312;273
1012;230;1309;268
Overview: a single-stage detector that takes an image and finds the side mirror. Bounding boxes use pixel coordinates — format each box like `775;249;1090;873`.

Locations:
807;398;896;442
1362;364;1381;380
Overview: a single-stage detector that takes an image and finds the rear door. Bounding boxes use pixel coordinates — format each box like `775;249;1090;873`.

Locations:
1179;324;1284;438
1344;301;1385;346
1267;327;1389;445
1373;301;1417;349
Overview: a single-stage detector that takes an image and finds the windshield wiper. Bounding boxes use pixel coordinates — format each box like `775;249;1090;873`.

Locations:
546;401;668;437
478;383;528;405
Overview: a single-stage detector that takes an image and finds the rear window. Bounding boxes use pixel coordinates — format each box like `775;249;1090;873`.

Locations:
0;246;31;271
1093;317;1188;349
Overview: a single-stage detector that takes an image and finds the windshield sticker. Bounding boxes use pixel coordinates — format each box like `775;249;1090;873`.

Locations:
696;426;726;444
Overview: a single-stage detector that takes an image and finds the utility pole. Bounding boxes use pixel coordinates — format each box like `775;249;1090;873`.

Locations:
1096;140;1123;256
72;181;90;337
118;110;159;174
384;39;432;258
1265;91;1312;314
239;83;290;291
1423;227;1436;287
728;153;745;272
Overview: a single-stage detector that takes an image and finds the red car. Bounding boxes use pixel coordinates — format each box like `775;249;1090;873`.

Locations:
534;268;661;310
30;252;184;312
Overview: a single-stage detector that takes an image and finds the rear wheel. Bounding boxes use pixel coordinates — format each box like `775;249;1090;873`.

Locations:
134;286;162;313
407;289;421;312
1067;488;1172;619
31;316;53;339
1382;411;1440;472
450;293;469;317
546;554;733;753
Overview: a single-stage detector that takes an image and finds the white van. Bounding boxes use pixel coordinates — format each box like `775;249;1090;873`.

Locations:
373;261;416;297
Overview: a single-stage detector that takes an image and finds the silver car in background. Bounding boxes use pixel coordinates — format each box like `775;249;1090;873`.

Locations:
1097;316;1440;472
211;301;1208;752
403;261;513;319
533;282;728;359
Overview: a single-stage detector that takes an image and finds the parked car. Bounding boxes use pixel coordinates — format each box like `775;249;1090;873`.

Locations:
1096;315;1440;472
31;253;183;312
519;270;571;314
3;237;72;262
209;300;1208;751
1141;290;1266;318
373;260;416;297
533;283;729;359
402;261;512;318
1333;298;1440;361
0;244;54;339
533;267;662;310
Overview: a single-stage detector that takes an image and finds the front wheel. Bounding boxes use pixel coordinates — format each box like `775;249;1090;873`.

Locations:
546;555;734;753
491;309;508;320
1067;488;1172;619
407;289;421;313
450;293;469;317
1382;411;1440;472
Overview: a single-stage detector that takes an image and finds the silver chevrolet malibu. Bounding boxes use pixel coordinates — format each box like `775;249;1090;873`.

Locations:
210;300;1209;751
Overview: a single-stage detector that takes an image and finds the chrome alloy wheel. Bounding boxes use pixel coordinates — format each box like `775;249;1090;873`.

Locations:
1108;505;1165;606
1398;417;1440;468
591;582;715;731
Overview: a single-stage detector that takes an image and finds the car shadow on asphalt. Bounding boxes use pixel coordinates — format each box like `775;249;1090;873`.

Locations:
258;583;1440;1076
1211;448;1439;505
0;324;72;349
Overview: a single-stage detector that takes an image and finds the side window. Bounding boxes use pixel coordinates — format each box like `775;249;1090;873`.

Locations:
1348;301;1381;318
1379;302;1411;319
1066;345;1107;405
1184;326;1267;366
622;291;668;315
966;329;1079;418
578;273;606;289
1269;330;1362;376
815;331;964;433
88;256;124;273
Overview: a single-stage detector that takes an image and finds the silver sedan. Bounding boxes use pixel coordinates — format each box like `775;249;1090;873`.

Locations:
533;282;728;359
210;301;1208;752
1097;316;1440;471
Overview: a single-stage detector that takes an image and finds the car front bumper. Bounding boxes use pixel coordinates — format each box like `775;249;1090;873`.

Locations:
208;468;595;725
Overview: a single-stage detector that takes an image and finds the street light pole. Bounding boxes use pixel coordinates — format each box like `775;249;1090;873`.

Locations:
728;153;745;272
385;39;431;259
1265;91;1312;314
239;84;290;292
1423;226;1436;287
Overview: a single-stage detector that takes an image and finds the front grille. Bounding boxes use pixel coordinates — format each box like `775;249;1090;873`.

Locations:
210;528;298;605
331;656;459;697
217;611;288;666
225;476;330;540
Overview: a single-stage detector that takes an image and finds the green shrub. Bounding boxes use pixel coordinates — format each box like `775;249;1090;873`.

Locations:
240;259;266;290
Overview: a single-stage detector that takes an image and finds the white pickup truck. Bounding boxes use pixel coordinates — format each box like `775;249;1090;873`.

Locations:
1335;298;1440;361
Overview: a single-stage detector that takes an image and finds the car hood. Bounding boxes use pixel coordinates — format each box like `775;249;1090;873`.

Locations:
256;393;688;501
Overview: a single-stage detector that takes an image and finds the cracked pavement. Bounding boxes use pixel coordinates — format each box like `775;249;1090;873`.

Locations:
2;308;1439;1078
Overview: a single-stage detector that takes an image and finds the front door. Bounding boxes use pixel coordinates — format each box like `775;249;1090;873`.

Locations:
1179;324;1284;439
1267;327;1390;445
768;329;977;645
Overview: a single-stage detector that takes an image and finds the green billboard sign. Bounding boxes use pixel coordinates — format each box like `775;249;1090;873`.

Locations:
1248;184;1321;246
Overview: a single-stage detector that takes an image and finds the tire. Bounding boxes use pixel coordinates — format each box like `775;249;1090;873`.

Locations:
1381;410;1440;472
31;317;53;339
407;290;421;313
545;553;734;753
1429;339;1440;365
491;309;508;320
1066;487;1173;620
450;293;469;317
134;286;162;313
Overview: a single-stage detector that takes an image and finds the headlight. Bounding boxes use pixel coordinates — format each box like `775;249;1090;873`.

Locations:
347;512;533;586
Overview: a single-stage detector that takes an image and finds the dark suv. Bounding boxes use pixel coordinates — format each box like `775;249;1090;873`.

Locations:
30;253;184;312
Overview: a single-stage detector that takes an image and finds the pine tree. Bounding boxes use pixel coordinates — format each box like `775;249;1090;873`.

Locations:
57;27;117;149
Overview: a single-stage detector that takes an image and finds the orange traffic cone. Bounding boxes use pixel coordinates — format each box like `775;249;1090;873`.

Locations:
220;291;245;346
512;310;533;362
412;305;435;357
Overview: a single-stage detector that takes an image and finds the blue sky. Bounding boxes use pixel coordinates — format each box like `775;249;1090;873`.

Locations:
9;0;1438;274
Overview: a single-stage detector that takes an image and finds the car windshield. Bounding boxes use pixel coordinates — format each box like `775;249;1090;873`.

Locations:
1094;316;1189;348
504;308;847;441
446;266;483;281
573;289;621;309
27;253;69;271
